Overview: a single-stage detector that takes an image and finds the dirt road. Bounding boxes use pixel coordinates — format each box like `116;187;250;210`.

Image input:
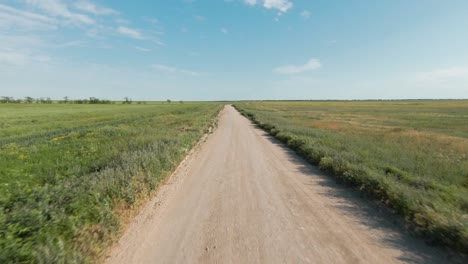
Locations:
106;105;457;264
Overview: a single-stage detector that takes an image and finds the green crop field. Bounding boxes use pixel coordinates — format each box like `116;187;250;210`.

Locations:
0;102;222;263
234;100;468;253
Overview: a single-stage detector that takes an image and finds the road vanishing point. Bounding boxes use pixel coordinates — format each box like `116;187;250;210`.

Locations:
107;105;457;264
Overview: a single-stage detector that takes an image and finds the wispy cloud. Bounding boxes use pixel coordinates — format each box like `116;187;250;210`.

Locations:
0;33;51;68
151;64;207;76
152;64;176;73
180;69;206;76
300;10;311;19
117;26;144;39
416;67;468;82
0;4;57;31
135;46;151;52
274;58;321;74
0;51;30;66
193;15;206;21
144;17;159;25
1;0;165;70
56;40;86;48
24;0;94;25
74;1;118;16
0;35;44;49
0;50;50;66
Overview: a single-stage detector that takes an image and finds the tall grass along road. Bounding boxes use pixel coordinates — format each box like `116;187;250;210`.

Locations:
234;101;468;255
0;103;221;263
107;105;461;264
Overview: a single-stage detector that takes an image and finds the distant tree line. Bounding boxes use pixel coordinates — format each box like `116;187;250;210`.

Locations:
1;96;53;104
0;96;141;104
1;96;24;104
70;97;113;104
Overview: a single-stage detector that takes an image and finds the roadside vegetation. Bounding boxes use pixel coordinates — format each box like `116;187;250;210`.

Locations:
0;102;222;263
234;100;468;253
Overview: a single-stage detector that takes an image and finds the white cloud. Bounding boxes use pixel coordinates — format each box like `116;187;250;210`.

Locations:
74;1;118;16
300;10;311;18
117;26;144;39
25;0;94;25
263;0;293;12
416;67;468;82
242;0;293;13
274;58;322;74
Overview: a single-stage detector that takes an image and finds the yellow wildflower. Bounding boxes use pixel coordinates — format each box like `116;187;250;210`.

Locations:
51;136;66;141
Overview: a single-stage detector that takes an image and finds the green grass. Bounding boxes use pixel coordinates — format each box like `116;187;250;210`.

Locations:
0;102;222;263
234;100;468;253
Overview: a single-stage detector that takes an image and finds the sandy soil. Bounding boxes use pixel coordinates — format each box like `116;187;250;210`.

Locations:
106;105;460;264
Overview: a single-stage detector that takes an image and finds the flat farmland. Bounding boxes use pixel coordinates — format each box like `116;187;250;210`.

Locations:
234;100;468;252
2;101;466;263
0;102;222;263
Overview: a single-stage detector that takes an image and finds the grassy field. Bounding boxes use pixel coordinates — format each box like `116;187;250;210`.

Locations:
0;102;222;263
234;100;468;253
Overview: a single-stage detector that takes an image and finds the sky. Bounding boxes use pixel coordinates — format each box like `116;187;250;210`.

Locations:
1;0;468;101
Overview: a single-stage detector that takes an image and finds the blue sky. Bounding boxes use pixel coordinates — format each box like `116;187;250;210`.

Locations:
1;0;467;100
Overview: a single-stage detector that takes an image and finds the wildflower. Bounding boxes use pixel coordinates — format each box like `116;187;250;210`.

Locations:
51;136;66;141
18;154;28;160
